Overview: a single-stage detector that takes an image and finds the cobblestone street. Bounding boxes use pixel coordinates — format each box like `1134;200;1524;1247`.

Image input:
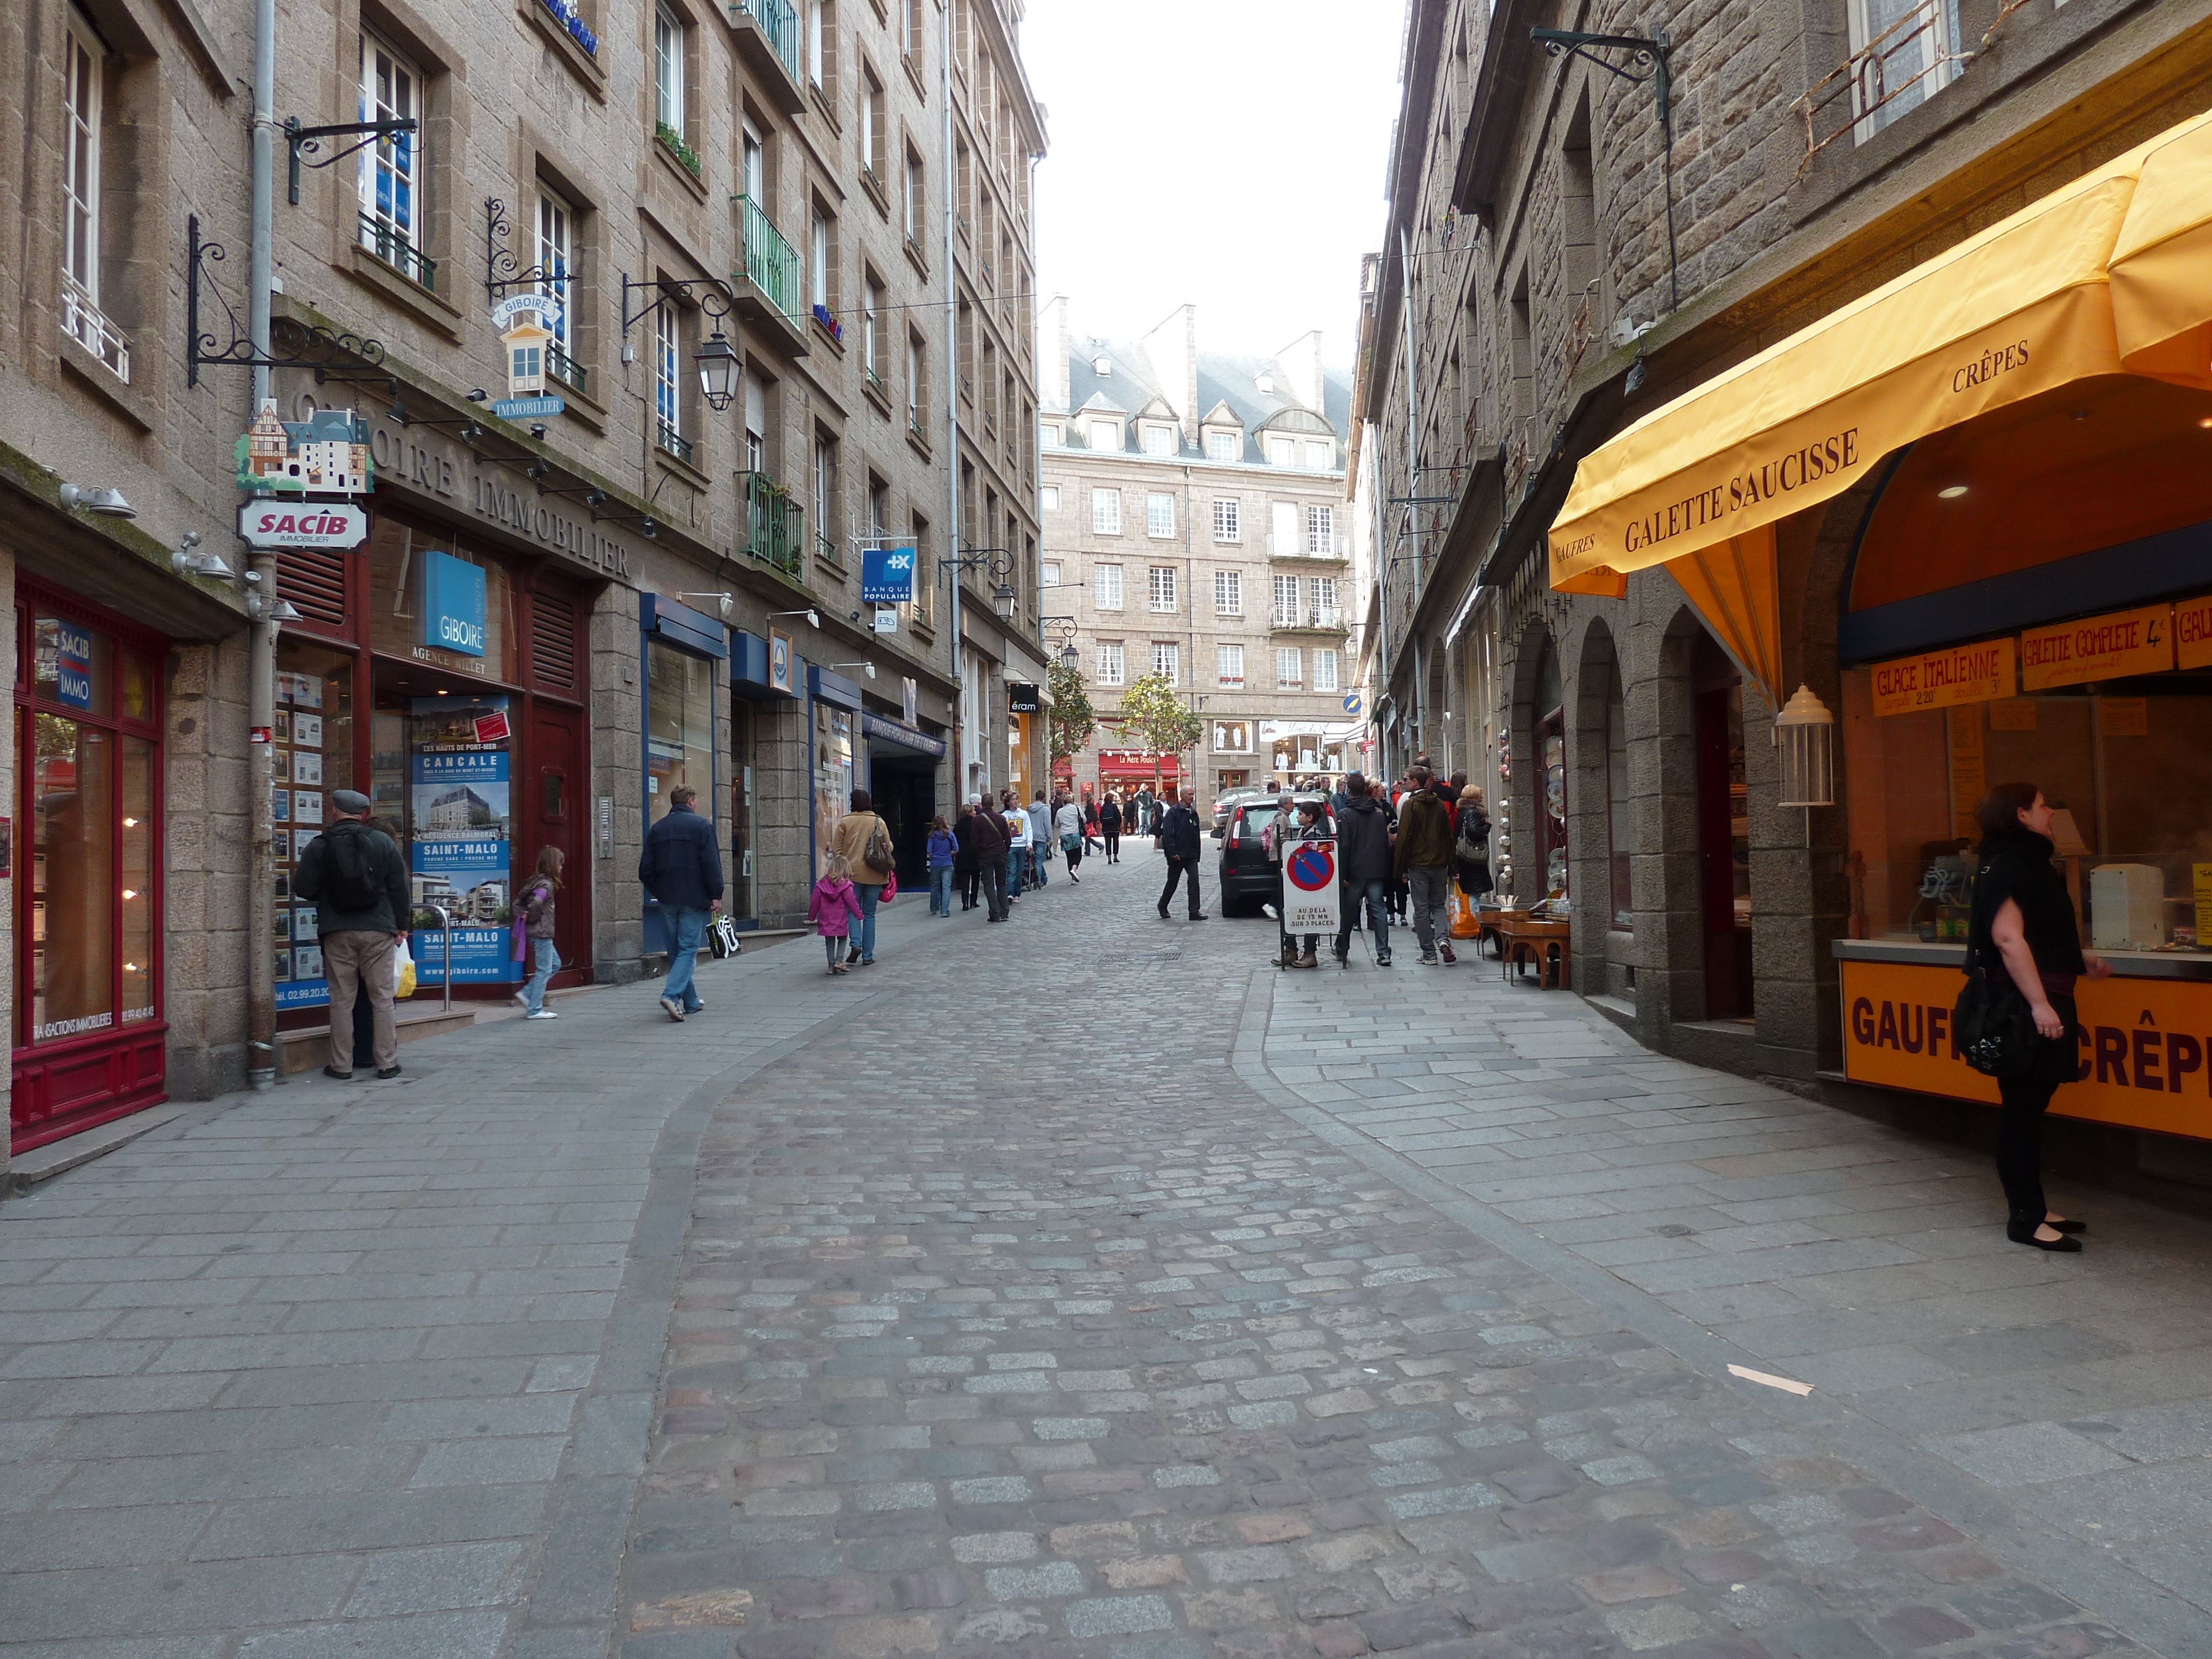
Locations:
4;851;2211;1658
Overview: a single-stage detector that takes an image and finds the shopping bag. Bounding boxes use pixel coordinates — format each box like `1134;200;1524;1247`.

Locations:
393;937;418;999
708;914;743;959
1447;883;1481;940
881;869;898;903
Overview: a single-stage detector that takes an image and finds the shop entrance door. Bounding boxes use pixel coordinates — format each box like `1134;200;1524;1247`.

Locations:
1693;635;1752;1019
868;753;937;889
529;702;588;984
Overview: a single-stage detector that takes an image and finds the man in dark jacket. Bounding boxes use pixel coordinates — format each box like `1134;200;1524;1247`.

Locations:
1394;768;1458;966
1155;786;1207;920
638;784;723;1021
968;794;1011;921
1332;774;1397;965
294;787;412;1079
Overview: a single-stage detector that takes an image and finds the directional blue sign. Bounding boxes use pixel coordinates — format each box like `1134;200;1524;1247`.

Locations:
1342;691;1363;716
493;395;566;420
861;544;917;604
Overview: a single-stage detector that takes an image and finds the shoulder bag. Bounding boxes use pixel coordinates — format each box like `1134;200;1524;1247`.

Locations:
1953;946;2038;1079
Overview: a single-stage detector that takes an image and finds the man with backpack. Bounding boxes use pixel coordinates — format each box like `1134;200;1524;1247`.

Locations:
639;784;724;1019
294;788;412;1079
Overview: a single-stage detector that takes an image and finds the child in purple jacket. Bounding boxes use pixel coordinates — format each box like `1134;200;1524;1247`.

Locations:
808;852;865;974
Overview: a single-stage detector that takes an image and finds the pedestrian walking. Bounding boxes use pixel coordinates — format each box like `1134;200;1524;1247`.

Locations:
1100;793;1123;862
810;852;865;974
638;783;724;1021
927;815;958;915
1028;791;1053;887
294;787;411;1078
1002;790;1032;897
1395;768;1458;965
1154;785;1208;920
829;788;895;966
1083;796;1102;855
513;846;564;1019
1454;785;1495;901
1969;781;2108;1251
953;801;982;910
1332;773;1395;965
1055;794;1086;883
971;793;1012;921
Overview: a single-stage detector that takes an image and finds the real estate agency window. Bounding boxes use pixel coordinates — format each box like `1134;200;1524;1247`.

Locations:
646;637;716;818
1214;569;1241;616
1091;489;1121;535
1217;643;1245;687
358;33;427;283
1147;566;1177;613
1146;492;1175;539
1212;498;1240;542
1152;641;1180;687
17;597;162;1056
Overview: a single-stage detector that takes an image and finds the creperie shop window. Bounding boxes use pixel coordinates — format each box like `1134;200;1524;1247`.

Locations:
1843;594;2212;952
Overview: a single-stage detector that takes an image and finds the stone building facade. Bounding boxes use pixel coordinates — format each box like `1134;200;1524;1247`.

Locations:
0;0;1045;1168
1036;302;1358;815
1357;0;2212;1089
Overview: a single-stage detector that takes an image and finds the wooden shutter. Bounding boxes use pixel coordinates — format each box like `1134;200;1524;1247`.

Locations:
276;546;347;628
529;587;580;696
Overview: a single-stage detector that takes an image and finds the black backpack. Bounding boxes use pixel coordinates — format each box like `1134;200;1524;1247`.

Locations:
321;824;387;912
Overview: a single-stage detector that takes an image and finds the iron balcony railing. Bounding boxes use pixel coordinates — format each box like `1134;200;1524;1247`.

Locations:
741;471;805;576
546;340;587;397
735;196;804;325
61;272;130;382
733;0;804;85
656;418;693;465
815;532;839;565
359;212;436;290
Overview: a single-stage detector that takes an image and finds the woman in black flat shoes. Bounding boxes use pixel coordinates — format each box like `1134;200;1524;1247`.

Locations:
1969;782;2110;1252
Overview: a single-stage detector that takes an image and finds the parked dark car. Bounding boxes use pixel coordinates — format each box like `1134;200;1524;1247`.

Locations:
1211;787;1270;837
1217;794;1335;914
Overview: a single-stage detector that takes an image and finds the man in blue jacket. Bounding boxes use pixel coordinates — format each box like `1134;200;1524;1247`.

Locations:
638;784;723;1021
1154;786;1208;921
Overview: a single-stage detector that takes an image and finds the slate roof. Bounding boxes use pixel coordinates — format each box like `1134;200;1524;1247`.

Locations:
1055;333;1353;466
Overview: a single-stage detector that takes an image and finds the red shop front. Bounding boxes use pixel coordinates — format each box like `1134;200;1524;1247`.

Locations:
1095;749;1181;792
271;505;597;1032
13;585;168;1151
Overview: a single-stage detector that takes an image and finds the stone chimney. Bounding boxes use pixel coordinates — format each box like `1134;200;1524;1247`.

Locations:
1039;294;1071;411
1275;329;1325;418
1140;304;1199;445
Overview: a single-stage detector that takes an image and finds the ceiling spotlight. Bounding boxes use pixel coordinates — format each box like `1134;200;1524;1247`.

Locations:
1933;463;1971;500
2198;416;2212;430
59;483;137;518
1936;483;1969;500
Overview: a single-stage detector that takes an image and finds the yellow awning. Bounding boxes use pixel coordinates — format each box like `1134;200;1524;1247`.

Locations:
2111;110;2212;389
1546;106;2212;701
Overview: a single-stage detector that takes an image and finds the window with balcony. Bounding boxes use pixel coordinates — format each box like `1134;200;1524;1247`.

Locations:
1272;574;1299;628
1217;644;1244;687
1206;430;1239;462
1276;647;1303;690
1092;562;1123;609
1096;641;1125;686
1152;642;1180;687
809;203;834;313
1212;498;1240;542
535;190;578;385
1310;576;1339;627
1091;490;1121;536
906;331;926;439
1846;0;1965;142
743;369;766;473
1147;566;1177;613
1145;493;1175;540
60;12;127;380
654;301;688;461
1213;570;1241;616
358;33;432;288
1306;504;1335;556
1314;649;1339;693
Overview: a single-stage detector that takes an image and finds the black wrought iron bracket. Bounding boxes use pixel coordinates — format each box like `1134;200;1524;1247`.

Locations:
484;197;576;305
1531;28;1679;311
285;117;418;206
619;272;734;337
591;508;658;538
938;546;1015;584
537;483;608;504
186;213;389;388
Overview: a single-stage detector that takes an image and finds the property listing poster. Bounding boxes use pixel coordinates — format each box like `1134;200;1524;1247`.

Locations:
273;667;335;1010
409;696;518;982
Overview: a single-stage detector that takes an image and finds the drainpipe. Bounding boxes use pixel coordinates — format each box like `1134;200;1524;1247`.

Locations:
941;1;965;799
1396;222;1422;764
244;0;278;1091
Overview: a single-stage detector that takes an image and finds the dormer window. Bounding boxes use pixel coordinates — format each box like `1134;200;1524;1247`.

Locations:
1255;374;1274;394
1041;421;1062;447
1087;418;1119;450
1141;424;1174;457
1206;430;1239;463
1092;355;1112;375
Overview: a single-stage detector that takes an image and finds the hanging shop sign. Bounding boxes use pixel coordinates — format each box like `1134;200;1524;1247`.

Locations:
1869;637;2016;716
2020;602;2174;691
1282;837;1342;935
421;549;488;659
860;544;917;604
873;604;899;634
492;395;566;421
2174;593;2212;671
236;399;373;495
237;500;371;550
409;696;518;983
1008;682;1042;713
1343;691;1363;716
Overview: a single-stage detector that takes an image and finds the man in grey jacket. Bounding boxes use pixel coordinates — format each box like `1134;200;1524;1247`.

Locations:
294;788;413;1079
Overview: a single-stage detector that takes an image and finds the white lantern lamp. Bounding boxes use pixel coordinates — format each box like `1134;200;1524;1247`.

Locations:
1774;684;1835;808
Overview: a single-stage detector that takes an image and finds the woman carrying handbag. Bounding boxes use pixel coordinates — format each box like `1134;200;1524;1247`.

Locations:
1965;782;2110;1252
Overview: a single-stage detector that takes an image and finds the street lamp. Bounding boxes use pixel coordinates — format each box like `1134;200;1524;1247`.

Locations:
941;546;1019;619
693;328;740;411
1041;615;1081;674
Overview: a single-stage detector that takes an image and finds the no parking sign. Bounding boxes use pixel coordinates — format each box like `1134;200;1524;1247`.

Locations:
1283;838;1340;933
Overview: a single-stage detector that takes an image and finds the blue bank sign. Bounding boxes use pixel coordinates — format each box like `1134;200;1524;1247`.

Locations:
861;544;916;604
422;549;488;658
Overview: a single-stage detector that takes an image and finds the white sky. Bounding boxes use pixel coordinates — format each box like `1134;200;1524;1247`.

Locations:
1021;0;1408;366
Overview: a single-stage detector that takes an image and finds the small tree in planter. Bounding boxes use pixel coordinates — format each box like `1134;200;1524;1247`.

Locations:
1117;671;1203;801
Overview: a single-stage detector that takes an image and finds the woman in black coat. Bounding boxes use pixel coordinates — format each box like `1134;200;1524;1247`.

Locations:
1099;794;1123;864
1969;781;2110;1251
1453;785;1494;900
952;801;982;910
